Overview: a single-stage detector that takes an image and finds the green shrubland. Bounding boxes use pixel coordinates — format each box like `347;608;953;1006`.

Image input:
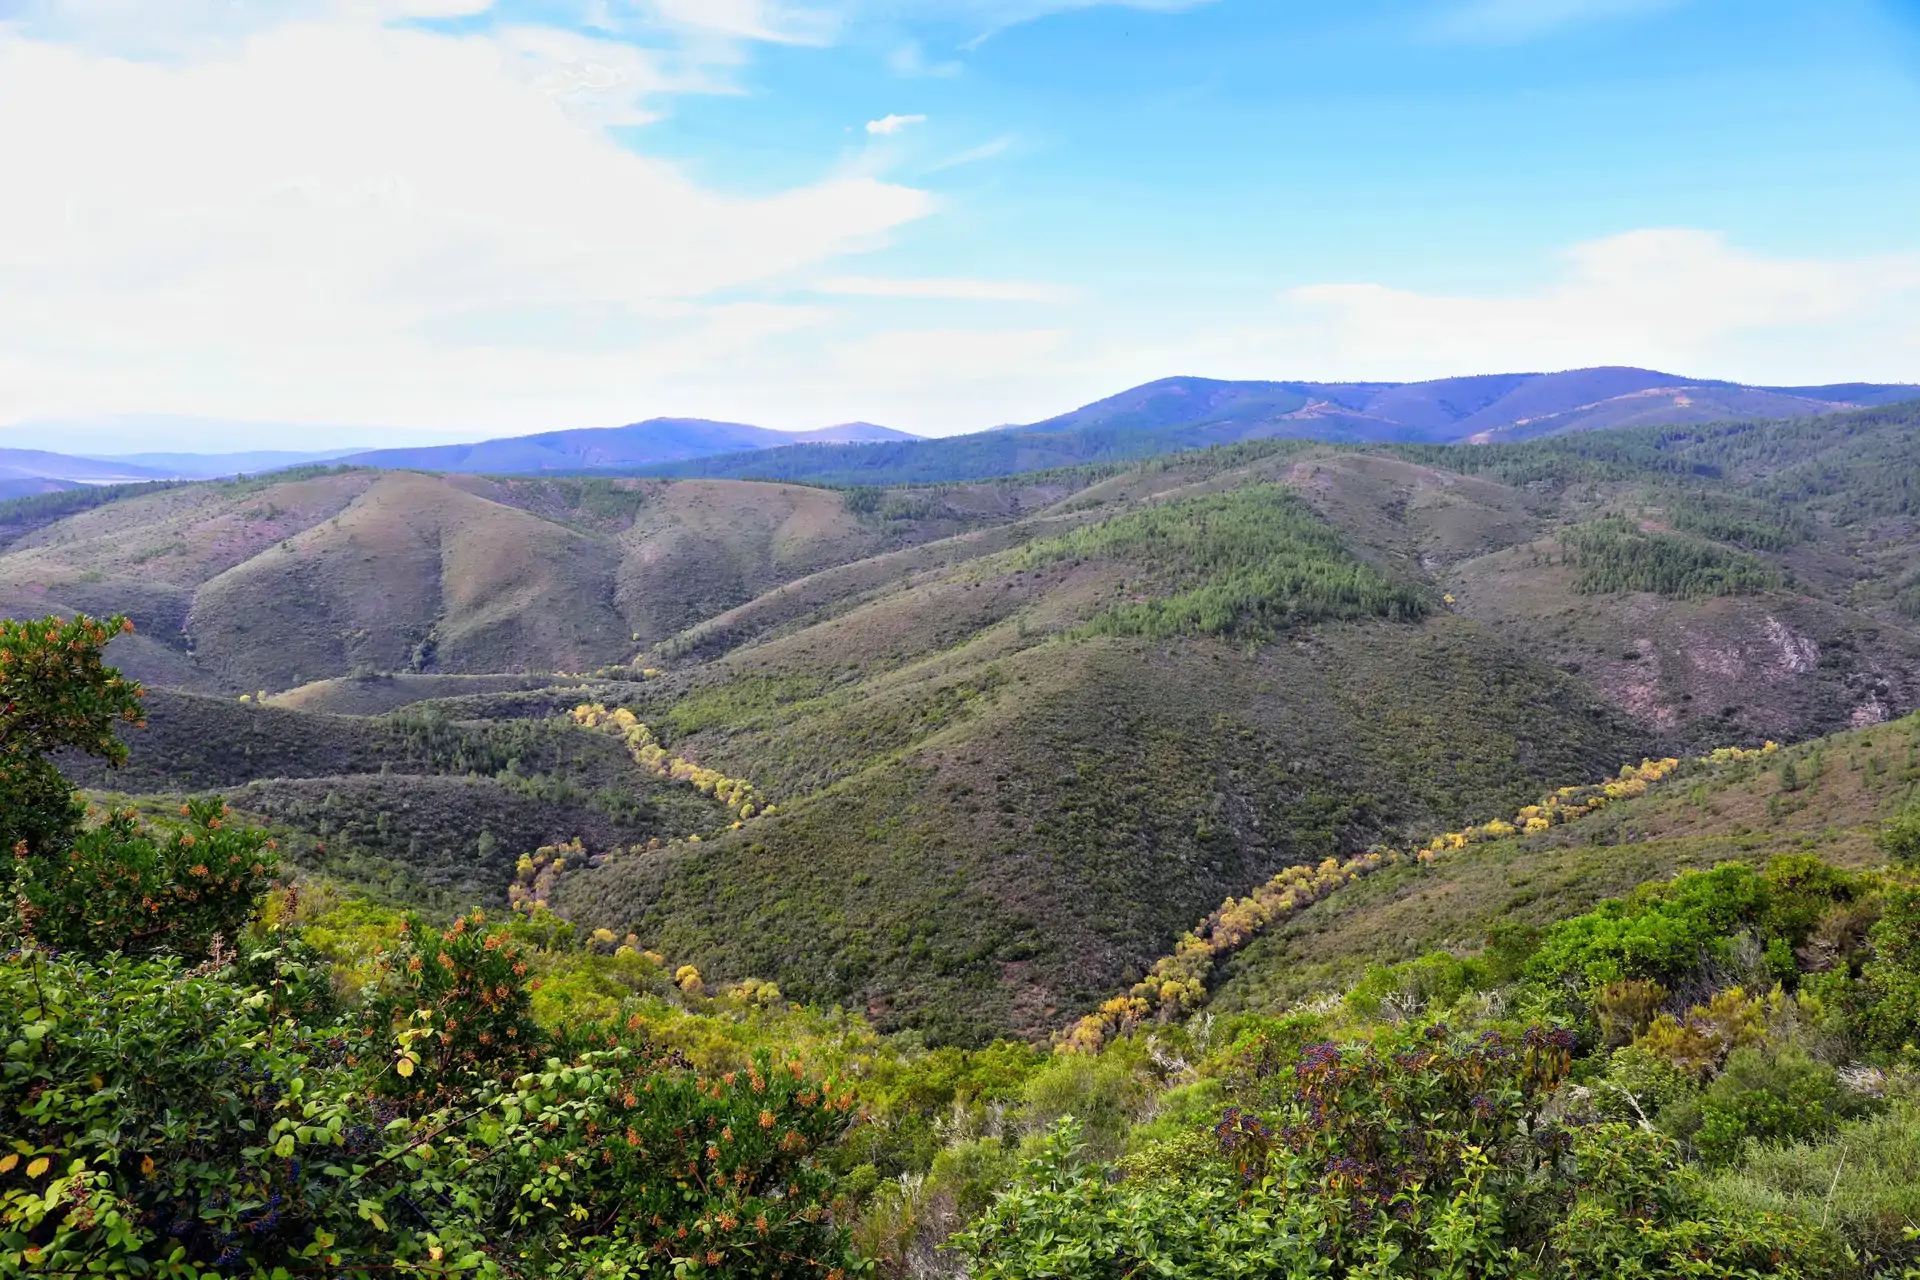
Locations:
7;615;1920;1278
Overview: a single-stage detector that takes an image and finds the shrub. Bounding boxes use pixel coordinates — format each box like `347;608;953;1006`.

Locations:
1694;1045;1860;1166
0;939;864;1278
0;614;145;860
1635;986;1772;1080
1707;1099;1920;1271
958;1029;1835;1278
1878;802;1920;868
11;798;277;959
358;910;545;1100
1858;887;1920;1055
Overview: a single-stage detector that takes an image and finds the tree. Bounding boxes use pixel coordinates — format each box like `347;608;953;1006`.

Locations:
0;614;146;860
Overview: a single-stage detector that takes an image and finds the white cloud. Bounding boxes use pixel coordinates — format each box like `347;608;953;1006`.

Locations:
0;16;933;436
815;275;1073;302
1275;230;1920;383
0;0;499;56
880;0;1211;26
866;111;927;134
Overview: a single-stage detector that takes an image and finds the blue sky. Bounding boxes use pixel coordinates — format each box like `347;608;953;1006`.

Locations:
0;0;1916;449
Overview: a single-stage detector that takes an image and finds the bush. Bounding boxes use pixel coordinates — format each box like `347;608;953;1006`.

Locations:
1858;888;1920;1055
358;910;545;1101
11;798;277;959
957;1027;1836;1278
0;614;145;860
1707;1098;1920;1271
0;938;865;1278
1694;1045;1861;1165
1878;803;1920;867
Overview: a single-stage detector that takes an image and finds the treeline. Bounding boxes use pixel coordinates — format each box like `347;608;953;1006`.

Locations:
0;478;187;547
1396;403;1920;528
1016;484;1428;640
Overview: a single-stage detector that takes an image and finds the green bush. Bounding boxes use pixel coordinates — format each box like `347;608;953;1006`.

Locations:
1707;1098;1920;1272
0;614;146;860
1523;862;1776;996
1858;888;1920;1055
1878;803;1920;867
1694;1045;1861;1166
12;798;277;960
957;1025;1835;1278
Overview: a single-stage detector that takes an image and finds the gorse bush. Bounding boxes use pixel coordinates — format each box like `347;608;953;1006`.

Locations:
1016;484;1427;639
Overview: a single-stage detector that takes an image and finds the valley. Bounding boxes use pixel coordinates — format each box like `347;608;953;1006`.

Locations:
6;399;1920;1278
4;401;1913;1040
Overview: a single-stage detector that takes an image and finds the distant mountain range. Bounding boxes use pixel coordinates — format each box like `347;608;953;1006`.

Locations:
1025;369;1918;443
0;423;917;497
0;447;366;499
648;368;1920;486
331;420;915;473
1;368;1911;498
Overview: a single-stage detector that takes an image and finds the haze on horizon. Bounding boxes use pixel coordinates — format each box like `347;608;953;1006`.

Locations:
2;0;1917;453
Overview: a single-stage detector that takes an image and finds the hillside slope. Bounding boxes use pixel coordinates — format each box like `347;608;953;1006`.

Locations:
0;470;1059;692
1209;709;1920;1015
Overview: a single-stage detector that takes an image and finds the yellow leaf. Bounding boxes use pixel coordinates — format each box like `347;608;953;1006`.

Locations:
396;1057;415;1078
26;1157;50;1179
0;1153;17;1173
141;1155;155;1176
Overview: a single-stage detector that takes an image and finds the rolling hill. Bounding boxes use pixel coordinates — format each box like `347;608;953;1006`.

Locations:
18;400;1920;1041
0;468;1072;693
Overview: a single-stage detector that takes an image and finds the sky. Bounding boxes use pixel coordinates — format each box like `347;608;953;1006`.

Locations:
0;0;1917;451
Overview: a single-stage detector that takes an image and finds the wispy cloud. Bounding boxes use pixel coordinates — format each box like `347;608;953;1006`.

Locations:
925;135;1010;171
866;111;927;134
815;274;1075;302
885;37;962;76
1434;0;1689;42
639;0;840;45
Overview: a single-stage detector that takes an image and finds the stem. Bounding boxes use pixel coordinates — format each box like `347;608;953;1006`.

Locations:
1821;1145;1848;1230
